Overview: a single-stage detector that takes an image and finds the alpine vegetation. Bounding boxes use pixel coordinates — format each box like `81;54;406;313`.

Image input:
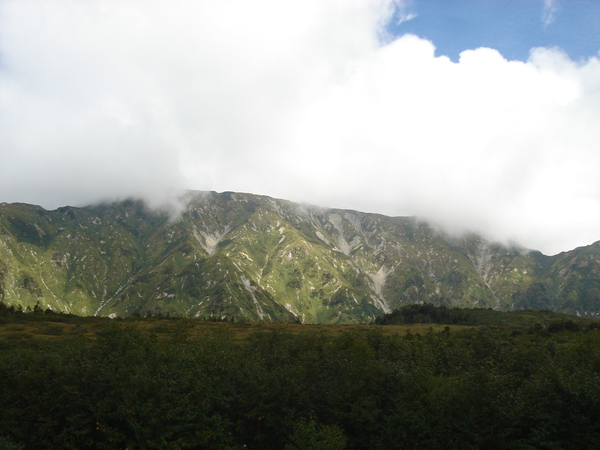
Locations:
1;191;599;323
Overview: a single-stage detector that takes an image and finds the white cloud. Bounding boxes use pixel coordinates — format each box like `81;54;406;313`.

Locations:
394;0;417;24
542;0;558;27
1;0;600;255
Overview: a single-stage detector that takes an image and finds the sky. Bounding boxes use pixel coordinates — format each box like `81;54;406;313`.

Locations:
1;0;600;256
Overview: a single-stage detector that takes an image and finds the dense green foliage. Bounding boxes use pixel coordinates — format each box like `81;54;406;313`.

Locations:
1;313;600;448
374;303;476;325
374;303;596;329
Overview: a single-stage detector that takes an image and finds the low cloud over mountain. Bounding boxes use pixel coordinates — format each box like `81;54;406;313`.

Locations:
1;1;600;255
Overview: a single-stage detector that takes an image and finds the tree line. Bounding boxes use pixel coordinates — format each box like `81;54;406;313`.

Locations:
0;317;600;448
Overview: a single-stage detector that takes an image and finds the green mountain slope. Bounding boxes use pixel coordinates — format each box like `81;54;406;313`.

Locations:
0;191;599;323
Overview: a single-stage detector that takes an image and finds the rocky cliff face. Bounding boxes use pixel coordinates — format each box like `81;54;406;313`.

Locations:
1;191;599;323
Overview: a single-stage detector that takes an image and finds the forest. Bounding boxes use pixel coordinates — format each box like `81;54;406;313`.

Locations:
0;304;599;449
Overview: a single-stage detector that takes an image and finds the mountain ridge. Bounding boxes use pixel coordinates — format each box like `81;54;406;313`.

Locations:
1;191;599;323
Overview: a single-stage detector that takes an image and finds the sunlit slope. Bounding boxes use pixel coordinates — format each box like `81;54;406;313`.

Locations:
0;191;599;322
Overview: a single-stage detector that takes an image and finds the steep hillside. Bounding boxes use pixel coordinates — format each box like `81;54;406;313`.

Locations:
0;191;599;322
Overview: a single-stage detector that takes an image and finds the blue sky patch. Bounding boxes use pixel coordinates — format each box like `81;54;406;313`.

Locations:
388;0;600;62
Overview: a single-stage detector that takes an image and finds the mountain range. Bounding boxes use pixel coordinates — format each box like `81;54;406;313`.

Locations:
1;191;599;323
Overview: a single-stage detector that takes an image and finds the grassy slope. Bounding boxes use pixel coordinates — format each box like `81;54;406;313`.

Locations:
2;192;600;323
